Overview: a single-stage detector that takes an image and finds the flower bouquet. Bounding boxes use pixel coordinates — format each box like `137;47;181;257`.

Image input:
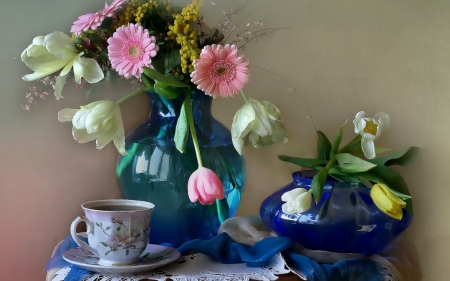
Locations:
21;0;289;245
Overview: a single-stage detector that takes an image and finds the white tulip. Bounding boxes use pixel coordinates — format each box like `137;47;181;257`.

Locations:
281;188;312;214
353;111;390;159
21;31;104;99
57;100;127;155
231;98;289;155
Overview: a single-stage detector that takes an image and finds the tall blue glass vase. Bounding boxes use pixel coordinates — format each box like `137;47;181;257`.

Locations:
116;90;245;247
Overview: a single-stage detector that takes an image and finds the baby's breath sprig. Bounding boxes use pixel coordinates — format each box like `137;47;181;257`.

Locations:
21;77;54;111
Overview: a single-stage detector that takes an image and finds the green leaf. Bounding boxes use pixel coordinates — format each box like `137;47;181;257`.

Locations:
346;146;392;157
105;251;111;256
389;189;412;201
355;174;372;188
278;155;328;168
141;74;155;88
143;67;188;87
330;120;348;158
313;165;361;182
216;199;229;223
116;143;139;178
335;153;377;173
370;146;420;167
311;168;329;203
101;242;108;247
164;50;182;74
126;249;129;256
174;97;189;153
317;131;332;160
357;165;413;213
154;82;181;99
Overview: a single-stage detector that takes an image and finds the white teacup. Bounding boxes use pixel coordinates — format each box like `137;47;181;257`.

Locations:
70;199;155;266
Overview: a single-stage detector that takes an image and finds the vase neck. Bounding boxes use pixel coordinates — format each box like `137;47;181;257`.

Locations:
148;90;212;122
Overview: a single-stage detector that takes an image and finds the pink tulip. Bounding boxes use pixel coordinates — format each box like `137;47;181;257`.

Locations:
188;167;224;205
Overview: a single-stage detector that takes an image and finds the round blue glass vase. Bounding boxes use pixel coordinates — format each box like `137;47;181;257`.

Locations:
260;171;412;255
116;90;245;247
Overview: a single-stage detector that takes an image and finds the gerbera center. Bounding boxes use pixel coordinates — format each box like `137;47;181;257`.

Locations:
217;67;228;75
363;120;378;135
209;60;236;83
122;41;144;62
129;46;139;57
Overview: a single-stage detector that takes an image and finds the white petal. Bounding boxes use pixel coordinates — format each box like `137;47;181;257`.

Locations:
32;36;45;46
72;108;91;130
374;111;390;131
95;132;115;150
54;75;67;100
282;203;292;214
113;136;127;156
85;101;117;133
248;131;261;146
281;188;307;202
73;56;104;84
361;138;376;159
22;44;49;60
231;102;255;139
353;111;365;134
260;100;283;120
44;31;77;61
59;57;75;77
355;118;367;135
72;127;97;143
111;106;126;155
22;56;68;81
249;99;273;136
57;108;78;122
292;192;312;213
270;124;289;143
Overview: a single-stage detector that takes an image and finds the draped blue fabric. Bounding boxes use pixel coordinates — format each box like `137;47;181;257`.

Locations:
283;251;386;281
178;232;295;267
44;235;84;271
47;234;387;281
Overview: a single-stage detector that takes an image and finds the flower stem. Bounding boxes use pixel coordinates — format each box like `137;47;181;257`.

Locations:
116;85;154;104
240;91;249;102
185;92;203;167
325;157;336;169
338;135;362;153
356;175;374;188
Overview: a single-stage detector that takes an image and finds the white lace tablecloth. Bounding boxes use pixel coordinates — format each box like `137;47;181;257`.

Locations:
48;252;293;281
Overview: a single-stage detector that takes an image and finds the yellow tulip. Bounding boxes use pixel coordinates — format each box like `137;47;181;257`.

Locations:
370;183;406;220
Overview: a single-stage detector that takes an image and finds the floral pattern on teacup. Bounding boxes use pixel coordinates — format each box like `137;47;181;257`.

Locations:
95;217;150;257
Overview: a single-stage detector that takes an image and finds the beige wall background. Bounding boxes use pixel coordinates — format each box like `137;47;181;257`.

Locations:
0;0;447;280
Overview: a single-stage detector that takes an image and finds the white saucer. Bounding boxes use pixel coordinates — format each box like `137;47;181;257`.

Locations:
62;244;181;274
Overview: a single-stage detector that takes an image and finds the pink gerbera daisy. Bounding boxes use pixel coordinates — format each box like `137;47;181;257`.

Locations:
102;0;127;17
107;23;159;79
71;12;105;36
70;0;127;36
190;44;250;98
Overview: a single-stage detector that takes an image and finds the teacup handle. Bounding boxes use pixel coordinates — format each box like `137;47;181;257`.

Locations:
70;216;99;257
